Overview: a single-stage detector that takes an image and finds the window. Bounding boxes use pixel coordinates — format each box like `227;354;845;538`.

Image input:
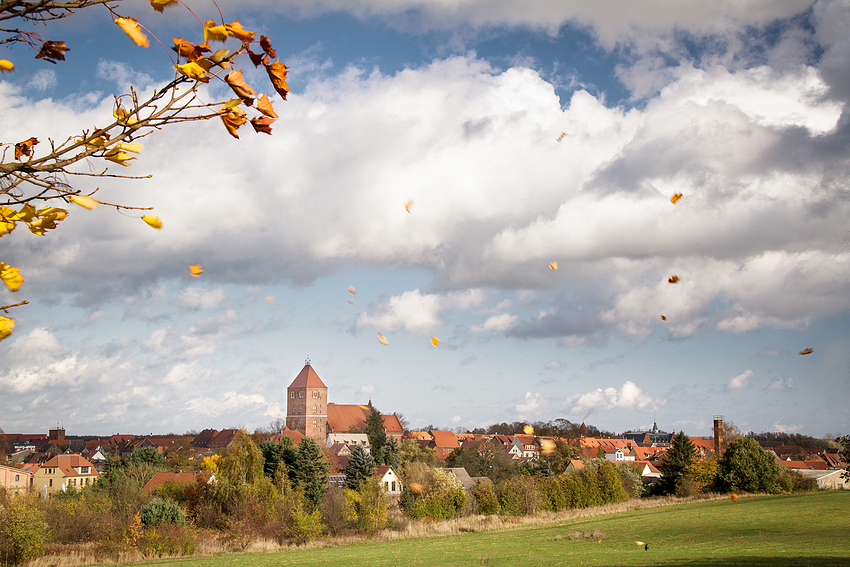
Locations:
49;479;53;487
299;391;304;399
312;420;317;429
312;390;319;398
290;391;295;399
384;482;389;491
391;481;396;491
81;467;89;474
15;475;19;481
312;404;317;413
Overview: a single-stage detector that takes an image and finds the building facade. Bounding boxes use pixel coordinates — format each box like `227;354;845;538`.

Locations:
286;361;328;441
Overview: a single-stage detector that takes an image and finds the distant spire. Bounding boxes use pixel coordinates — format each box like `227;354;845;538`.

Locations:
305;356;311;366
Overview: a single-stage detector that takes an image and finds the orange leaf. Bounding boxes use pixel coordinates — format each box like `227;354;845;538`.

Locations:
115;18;149;48
224;21;255;43
260;35;276;58
219;104;247;139
539;438;556;455
172;37;210;61
35;40;70;63
405;200;414;214
265;59;290;100
548;262;558;271
225;70;257;103
250;116;275;135
431;336;440;347
557;131;567;142
266;296;274;304
256;93;278;119
14;137;38;161
668;275;680;284
244;43;267;68
348;286;356;295
660;315;666;321
189;264;204;277
670;192;683;204
378;333;388;345
150;0;178;13
799;347;813;355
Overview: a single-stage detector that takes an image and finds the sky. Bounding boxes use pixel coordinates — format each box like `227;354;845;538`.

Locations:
1;0;849;438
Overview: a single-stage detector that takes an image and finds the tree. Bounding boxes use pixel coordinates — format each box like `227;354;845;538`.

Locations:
657;431;696;495
127;446;164;467
259;436;298;482
293;437;329;505
365;405;387;461
344;444;375;491
716;438;781;494
217;430;263;486
445;439;515;483
1;1;289;340
841;435;850;482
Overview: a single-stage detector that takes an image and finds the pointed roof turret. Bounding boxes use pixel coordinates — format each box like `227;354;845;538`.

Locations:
288;364;327;389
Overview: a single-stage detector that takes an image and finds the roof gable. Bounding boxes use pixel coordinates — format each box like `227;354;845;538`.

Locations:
288;364;327;389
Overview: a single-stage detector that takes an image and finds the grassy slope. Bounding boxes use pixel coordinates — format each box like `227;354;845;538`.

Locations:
132;492;850;567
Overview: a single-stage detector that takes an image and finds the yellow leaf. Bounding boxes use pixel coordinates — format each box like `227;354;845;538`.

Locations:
69;195;99;210
142;215;162;230
557;131;567;142
115;17;149;48
670;192;683;204
115;141;143;153
431;336;439;347
0;208;15;236
539;438;556;456
175;61;209;82
203;20;230;43
405;200;413;214
150;0;178;13
378;333;388;345
114;107;138;125
225;69;257;103
348;286;356;295
0;315;14;341
224;21;255;43
799;347;813;355
104;149;135;167
189;264;203;277
266;296;274;304
0;263;24;292
548;262;558;271
523;425;534;435
0;59;14;73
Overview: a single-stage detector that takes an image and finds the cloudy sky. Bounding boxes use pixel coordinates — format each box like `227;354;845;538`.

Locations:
2;0;849;438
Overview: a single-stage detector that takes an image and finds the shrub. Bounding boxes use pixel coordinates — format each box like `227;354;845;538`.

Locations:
354;477;388;532
496;475;541;516
409;469;466;519
778;469;818;493
140;500;185;527
138;524;196;557
318;486;348;535
716;438;782;494
0;493;48;565
537;476;567;512
595;461;628;504
470;481;501;515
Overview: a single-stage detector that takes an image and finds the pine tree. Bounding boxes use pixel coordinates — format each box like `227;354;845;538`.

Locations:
344;444;376;490
365;405;388;458
658;431;696;495
294;437;330;505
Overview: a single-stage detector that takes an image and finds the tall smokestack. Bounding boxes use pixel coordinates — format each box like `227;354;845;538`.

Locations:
713;415;724;455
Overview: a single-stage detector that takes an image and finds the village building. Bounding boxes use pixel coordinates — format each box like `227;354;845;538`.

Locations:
32;454;99;495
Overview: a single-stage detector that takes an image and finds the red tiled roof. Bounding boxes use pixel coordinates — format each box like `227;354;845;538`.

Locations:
382;414;404;435
271;428;304;445
40;454;98;477
143;470;213;494
208;429;239;448
430;430;459;449
192;429;218;448
327;403;369;433
288;364;327;389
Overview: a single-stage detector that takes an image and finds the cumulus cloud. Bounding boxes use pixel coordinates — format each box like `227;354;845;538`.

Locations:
768;376;796;391
358;384;376;395
771;421;803;433
174;287;227;311
356;289;485;333
515;391;546;418
567;381;662;414
728;370;754;390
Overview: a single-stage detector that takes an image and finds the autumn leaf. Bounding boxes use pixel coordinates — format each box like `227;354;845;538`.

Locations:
548;261;558;271
348;300;355;305
250;116;274;135
378;333;388;345
0;263;24;292
670;192;683;204
224;21;255;43
35;40;70;63
69;195;99;210
431;336;440;347
539;438;556;456
405;200;414;214
219;103;247;139
557;131;567;142
104;149;135;167
203;20;229;43
409;482;424;494
115;18;149;48
142;215;162;230
265;59;290;99
172;37;210;61
150;0;178;13
0;60;14;73
660;315;667;321
668;275;680;284
15;137;38;161
266;296;274;304
348;286;356;295
523;425;534;435
0;316;14;342
226;70;257;103
114;107;139;125
799;347;813;355
244;44;267;68
189;264;203;277
256;92;278;119
115;141;143;154
27;207;68;235
175;61;209;82
260;35;276;58
0;211;15;237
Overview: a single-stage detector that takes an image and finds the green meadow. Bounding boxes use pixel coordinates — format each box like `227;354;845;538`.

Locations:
131;492;850;567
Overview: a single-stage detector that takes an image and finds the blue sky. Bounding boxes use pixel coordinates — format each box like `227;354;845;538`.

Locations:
2;0;849;438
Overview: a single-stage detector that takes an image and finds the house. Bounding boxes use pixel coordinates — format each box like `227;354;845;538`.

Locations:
143;470;214;495
512;435;540;460
32;454;99;494
0;463;33;495
441;467;476;490
375;465;402;496
604;449;635;462
793;469;850;490
428;430;460;459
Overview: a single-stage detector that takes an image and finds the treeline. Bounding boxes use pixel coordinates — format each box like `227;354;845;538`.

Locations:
744;431;834;449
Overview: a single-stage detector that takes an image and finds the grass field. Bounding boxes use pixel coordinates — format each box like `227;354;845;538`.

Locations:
127;491;850;567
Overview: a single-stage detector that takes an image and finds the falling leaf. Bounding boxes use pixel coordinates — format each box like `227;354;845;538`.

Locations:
378;333;388;345
660;315;666;321
150;0;178;13
35;40;70;63
175;61;210;82
0;316;14;342
225;70;257;103
548;262;558;271
0;60;14;73
431;337;440;347
115;18;149;47
15;137;38;161
142;215;162;230
348;286;356;295
266;296;274;304
224;21;255;42
348;300;355;305
203;20;230;43
539;438;556;456
799;348;813;355
523;425;534;435
409;482;424;494
729;493;738;503
0;263;24;292
265;59;290;99
668;275;680;284
250;116;275;135
635;541;646;547
189;264;204;277
670;192;683;204
405;200;414;214
172;37;210;61
219;104;247;139
557;131;567;142
256;92;278;119
69;195;99;210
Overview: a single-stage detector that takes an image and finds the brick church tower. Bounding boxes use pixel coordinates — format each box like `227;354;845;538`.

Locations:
286;359;328;441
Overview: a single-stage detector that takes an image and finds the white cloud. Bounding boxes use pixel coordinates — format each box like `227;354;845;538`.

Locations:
728;370;754;390
27;69;56;92
768;376;795;391
356;289;485;333
567;381;663;414
184;392;268;417
358;384;376;395
515;391;546;418
470;313;518;333
450;414;462;423
771;421;803;433
174;287;227;310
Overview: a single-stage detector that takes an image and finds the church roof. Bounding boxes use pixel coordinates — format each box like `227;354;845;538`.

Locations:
288;364;327;389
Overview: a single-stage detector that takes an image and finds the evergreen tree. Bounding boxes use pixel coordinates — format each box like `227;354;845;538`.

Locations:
658;431;696;494
365;405;388;458
295;437;330;505
259;436;298;481
384;436;401;468
344;444;376;490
